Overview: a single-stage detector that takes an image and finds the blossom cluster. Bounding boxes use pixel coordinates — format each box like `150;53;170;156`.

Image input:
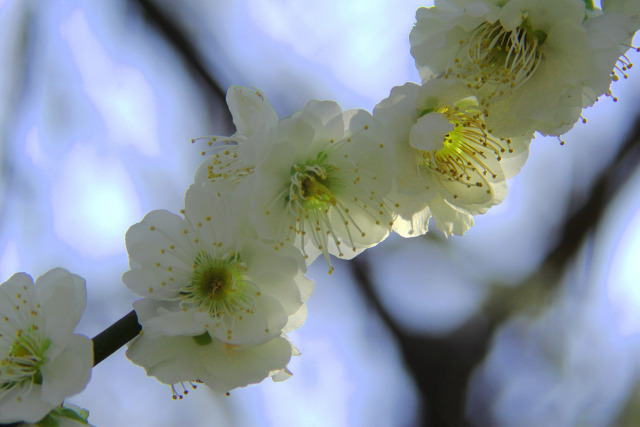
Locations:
122;0;639;398
1;0;639;423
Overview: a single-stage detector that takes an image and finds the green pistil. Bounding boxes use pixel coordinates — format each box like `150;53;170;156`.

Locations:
421;105;509;186
191;252;241;300
287;152;344;211
182;251;255;317
192;331;213;346
533;29;547;45
519;19;548;46
301;173;336;208
418;108;436;117
1;325;50;393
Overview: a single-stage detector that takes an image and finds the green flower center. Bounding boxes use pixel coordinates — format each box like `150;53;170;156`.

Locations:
422;105;513;190
199;267;233;299
181;251;258;317
1;324;50;397
287;152;343;211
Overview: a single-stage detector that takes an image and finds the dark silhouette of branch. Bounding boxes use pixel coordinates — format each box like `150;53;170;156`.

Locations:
350;256;488;427
131;0;230;121
92;310;141;366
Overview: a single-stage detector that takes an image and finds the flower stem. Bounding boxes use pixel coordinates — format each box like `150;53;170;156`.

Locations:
91;310;141;366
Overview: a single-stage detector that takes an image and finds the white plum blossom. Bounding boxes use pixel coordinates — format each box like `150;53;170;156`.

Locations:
192;85;279;188
234;99;395;271
126;331;295;396
0;269;92;425
410;0;639;137
124;183;313;345
374;79;531;237
124;183;313;392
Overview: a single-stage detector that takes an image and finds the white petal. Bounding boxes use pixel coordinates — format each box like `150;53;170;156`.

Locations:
37;269;87;358
122;268;177;300
243;243;306;315
126;334;292;393
298;100;344;144
226;86;278;137
270;367;293;382
283;303;307;333
124;210;191;268
40;335;93;406
126;334;204;385
409;112;453;152
209;295;287;345
392;191;432;238
602;0;640;17
139;305;209;338
0;385;53;424
198;337;292;393
0;273;35;323
430;197;474;237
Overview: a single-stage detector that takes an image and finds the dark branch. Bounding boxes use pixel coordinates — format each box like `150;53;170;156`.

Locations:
131;0;230;109
91;310;141;366
349;256;487;427
546;114;640;271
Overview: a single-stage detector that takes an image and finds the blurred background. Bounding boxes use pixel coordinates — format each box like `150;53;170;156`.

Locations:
1;0;640;426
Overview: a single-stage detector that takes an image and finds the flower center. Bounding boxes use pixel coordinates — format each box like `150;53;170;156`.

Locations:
273;148;390;271
452;20;546;91
422;105;513;190
288;155;342;210
181;251;258;317
1;325;50;397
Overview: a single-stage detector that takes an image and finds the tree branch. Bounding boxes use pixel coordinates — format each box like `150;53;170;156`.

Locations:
91;310;141;366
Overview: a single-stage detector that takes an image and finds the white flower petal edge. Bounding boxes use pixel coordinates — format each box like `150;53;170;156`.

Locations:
227;85;279;138
374;79;531;237
0;269;92;424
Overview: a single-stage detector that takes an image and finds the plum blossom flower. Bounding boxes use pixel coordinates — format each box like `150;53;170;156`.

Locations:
192;85;279;188
410;0;639;137
234;100;395;271
124;183;313;392
124;183;313;346
0;269;92;425
374;79;531;237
